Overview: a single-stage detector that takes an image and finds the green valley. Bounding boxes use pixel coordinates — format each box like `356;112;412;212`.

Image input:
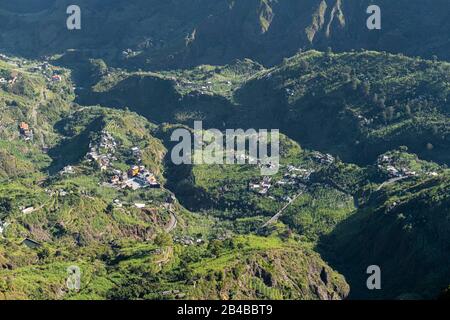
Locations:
0;0;449;302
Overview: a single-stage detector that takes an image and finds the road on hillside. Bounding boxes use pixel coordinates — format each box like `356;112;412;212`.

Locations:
164;210;177;233
376;176;410;191
262;192;302;228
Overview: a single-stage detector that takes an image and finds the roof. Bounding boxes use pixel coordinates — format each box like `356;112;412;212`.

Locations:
21;238;41;248
19;122;29;130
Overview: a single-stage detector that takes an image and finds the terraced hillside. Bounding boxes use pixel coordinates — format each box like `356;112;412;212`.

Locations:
79;51;450;167
0;55;352;300
66;50;450;299
235;51;450;165
0;1;450;301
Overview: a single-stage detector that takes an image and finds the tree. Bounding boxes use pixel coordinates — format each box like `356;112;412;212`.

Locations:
405;104;412;116
351;78;360;91
37;247;51;260
362;81;371;96
0;198;12;219
373;93;379;103
154;232;173;247
378;97;386;109
432;125;439;135
105;203;114;214
386;106;395;121
208;240;224;257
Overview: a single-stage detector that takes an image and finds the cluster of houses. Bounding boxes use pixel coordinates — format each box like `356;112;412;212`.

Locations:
173;235;204;246
176;79;214;96
377;154;418;178
280;165;313;183
174;74;233;96
109;165;160;190
27;61;63;83
18;122;33;141
312;152;335;165
0;52;62;84
249;165;313;200
86;130;118;170
249;176;273;195
85;130;160;190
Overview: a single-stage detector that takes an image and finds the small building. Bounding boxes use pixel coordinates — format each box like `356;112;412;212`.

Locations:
21;207;35;214
128;166;140;177
19;122;29;133
60;166;75;175
51;75;62;82
131;147;141;157
110;175;120;184
18;122;33;140
21;238;41;249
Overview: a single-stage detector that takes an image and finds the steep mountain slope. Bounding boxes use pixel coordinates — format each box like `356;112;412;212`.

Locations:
1;1;450;300
185;244;350;300
80;51;450;168
235;50;450;165
108;236;350;300
321;169;450;299
1;0;450;69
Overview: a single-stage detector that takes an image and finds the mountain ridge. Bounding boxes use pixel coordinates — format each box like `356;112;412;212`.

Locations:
1;0;450;70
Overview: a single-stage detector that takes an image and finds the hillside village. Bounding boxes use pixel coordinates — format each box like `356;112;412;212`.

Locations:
0;53;66;146
0;53;64;85
85;130;161;190
249;152;334;201
0;19;450;300
377;152;440;179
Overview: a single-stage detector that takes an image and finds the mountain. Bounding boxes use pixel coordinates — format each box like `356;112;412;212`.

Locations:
1;0;450;70
321;160;450;299
0;54;351;300
1;1;450;301
78;50;450;167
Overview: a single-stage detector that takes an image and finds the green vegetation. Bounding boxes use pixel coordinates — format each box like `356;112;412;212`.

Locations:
0;4;450;299
0;55;351;300
320;171;450;299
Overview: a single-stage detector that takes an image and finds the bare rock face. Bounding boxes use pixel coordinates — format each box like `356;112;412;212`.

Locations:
1;0;450;68
190;247;350;300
